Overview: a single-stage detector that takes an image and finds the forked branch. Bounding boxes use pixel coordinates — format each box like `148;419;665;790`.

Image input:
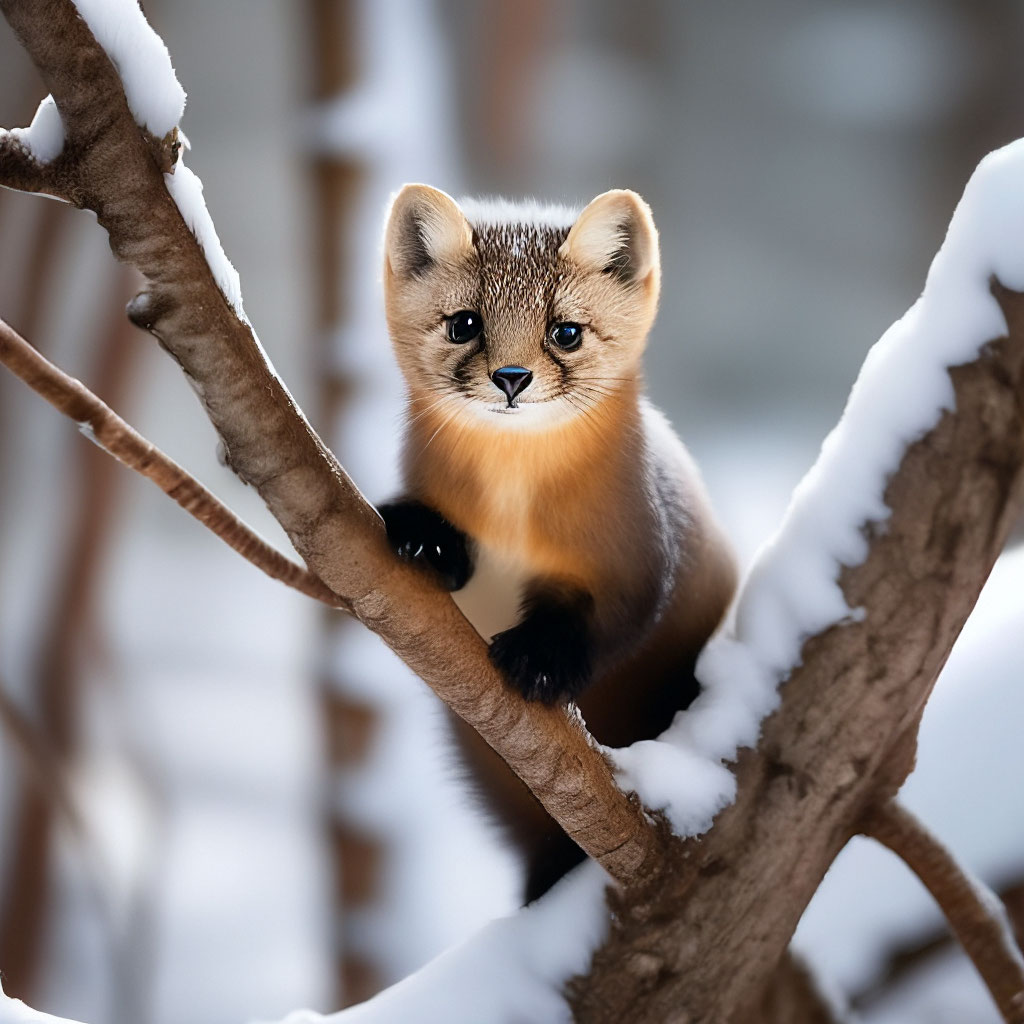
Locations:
863;800;1024;1024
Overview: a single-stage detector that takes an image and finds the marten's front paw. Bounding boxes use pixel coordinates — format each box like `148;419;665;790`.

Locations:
489;610;592;705
379;500;472;591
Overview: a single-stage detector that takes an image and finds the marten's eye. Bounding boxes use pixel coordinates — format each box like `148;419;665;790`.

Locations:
548;321;582;352
446;310;483;344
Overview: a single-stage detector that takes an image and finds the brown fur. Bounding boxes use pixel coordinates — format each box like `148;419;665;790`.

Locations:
382;185;737;900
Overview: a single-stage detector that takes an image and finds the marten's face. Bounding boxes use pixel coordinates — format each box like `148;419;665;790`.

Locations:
383;187;661;430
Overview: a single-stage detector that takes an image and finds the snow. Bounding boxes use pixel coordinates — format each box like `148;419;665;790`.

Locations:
257;863;610;1024
4;95;65;164
0;984;85;1024
612;138;1024;836
163;155;247;320
610;740;736;836
68;0;243;319
71;0;186;137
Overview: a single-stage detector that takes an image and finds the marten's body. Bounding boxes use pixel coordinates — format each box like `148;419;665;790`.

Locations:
379;186;737;901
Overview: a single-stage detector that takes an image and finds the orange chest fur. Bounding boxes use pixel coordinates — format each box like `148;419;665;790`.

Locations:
413;422;616;588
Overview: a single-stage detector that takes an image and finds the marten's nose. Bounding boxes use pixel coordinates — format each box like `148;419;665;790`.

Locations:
491;366;533;404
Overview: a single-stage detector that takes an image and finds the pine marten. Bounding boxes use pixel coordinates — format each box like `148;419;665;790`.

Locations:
379;185;737;902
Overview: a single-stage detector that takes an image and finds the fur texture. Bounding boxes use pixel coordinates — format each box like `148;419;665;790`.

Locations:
380;185;737;902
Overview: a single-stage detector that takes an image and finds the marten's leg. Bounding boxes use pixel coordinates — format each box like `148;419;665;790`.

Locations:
379;499;472;591
488;581;593;705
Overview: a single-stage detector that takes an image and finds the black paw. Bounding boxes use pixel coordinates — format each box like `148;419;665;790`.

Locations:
489;602;592;705
379;500;472;591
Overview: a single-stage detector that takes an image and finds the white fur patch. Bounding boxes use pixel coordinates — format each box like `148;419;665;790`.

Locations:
457;195;579;231
452;541;528;641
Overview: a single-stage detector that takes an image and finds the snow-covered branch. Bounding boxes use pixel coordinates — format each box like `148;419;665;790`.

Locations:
571;153;1024;1018
0;0;659;887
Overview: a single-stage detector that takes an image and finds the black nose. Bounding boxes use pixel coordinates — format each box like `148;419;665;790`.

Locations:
491;366;534;404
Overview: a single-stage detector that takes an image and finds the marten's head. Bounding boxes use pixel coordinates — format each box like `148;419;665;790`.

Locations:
383;186;660;430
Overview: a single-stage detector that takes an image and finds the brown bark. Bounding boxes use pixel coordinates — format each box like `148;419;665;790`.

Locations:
0;0;659;888
747;952;848;1024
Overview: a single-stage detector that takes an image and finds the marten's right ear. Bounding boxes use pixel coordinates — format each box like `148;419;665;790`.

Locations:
559;189;660;289
384;184;473;279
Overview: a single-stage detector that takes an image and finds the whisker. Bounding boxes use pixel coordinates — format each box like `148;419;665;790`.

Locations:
420;404;462;455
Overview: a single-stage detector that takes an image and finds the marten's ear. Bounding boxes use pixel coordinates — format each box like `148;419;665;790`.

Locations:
384;184;473;278
559;189;660;287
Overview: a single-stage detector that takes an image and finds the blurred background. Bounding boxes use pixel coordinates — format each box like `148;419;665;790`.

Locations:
0;1;1022;1022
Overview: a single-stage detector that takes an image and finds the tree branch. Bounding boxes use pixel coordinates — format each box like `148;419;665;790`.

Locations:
0;316;346;611
862;800;1024;1023
0;0;660;885
570;283;1024;1021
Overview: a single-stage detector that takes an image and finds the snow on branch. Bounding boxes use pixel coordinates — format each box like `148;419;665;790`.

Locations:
0;982;85;1024
612;139;1024;838
0;0;659;889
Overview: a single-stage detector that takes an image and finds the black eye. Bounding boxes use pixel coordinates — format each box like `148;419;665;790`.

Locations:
548;321;582;352
446;310;483;344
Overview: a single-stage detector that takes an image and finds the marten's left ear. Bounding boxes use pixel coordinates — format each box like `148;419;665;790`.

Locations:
559;189;660;288
384;184;473;279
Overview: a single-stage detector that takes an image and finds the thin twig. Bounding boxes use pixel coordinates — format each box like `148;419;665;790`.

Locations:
862;799;1024;1024
0;316;348;611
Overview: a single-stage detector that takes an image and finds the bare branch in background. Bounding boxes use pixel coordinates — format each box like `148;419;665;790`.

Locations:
0;276;136;1000
862;800;1024;1023
304;0;388;1004
0;684;89;852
